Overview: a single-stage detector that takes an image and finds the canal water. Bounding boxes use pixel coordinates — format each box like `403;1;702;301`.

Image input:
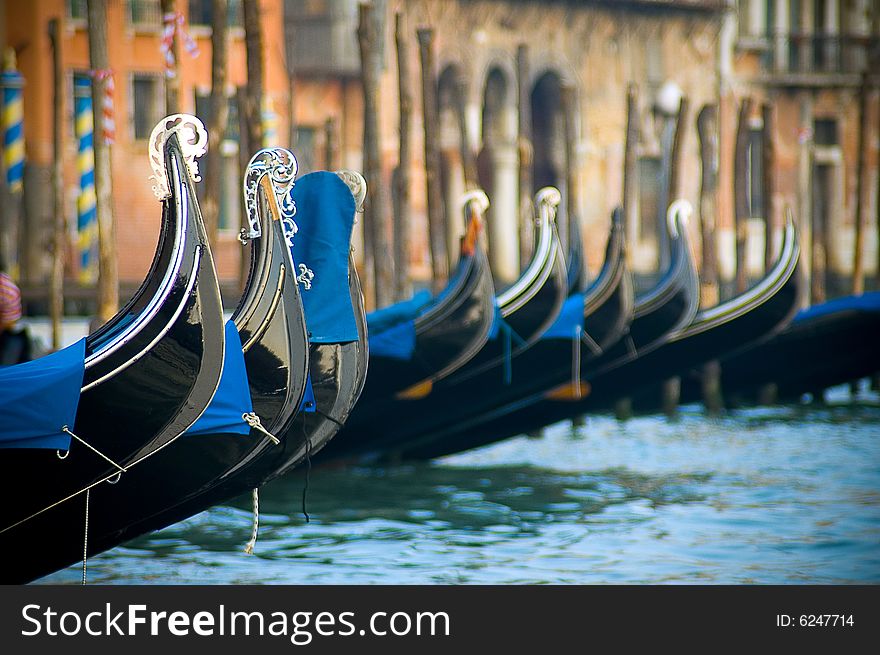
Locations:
40;388;880;585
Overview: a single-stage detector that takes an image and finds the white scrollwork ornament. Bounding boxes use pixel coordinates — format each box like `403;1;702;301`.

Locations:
242;148;299;243
296;264;315;291
148;114;209;200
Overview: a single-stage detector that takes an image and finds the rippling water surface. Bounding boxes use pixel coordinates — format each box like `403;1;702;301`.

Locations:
40;391;880;584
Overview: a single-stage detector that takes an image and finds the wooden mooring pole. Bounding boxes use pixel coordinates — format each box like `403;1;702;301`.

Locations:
324;116;336;170
660;94;689;418
762;102;776;271
852;70;869;296
516;44;533;270
417;27;448;291
560;83;579;261
393;12;411;301
622;84;639;262
696;104;723;414
49;18;65;351
87;0;118;322
160;0;180;114
733;96;752;296
358;3;393;308
202;0;228;250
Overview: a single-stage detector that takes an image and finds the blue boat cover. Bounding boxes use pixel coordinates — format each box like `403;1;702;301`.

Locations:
291;172;359;344
541;293;586;340
368;319;417;360
0;338;86;450
795;291;880;323
187;320;253;436
367;289;433;334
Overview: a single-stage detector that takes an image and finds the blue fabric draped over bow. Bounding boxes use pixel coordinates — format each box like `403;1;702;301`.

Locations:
0;338;86;449
291;172;359;344
187;320;253;436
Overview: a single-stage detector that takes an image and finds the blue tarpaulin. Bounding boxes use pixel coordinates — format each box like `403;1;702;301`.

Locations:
795;291;880;323
186;320;252;436
367;289;433;335
368;320;417;360
541;293;585;340
0;338;86;450
291;172;359;344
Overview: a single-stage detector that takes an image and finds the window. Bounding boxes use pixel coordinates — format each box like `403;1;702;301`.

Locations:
188;0;243;27
814;118;838;146
294;127;316;174
128;0;162;28
67;0;87;21
131;74;163;140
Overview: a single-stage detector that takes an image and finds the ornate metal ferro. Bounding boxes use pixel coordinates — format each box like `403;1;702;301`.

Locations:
335;169;367;219
148;114;209;201
535;186;561;226
242;147;299;245
336;170;367;255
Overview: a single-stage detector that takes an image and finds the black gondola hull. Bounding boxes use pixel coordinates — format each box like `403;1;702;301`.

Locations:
0;133;226;578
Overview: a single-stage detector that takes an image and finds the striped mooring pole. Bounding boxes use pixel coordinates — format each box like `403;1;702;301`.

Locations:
1;52;25;277
74;75;98;284
1;58;24;194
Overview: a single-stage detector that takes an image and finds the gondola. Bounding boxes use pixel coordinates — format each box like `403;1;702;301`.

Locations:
677;290;880;406
264;169;369;480
6;147;313;583
104;164;367;551
457;211;802;446
333;190;497;432
319;187;569;463
568;200;700;384
384;202;698;459
70;157;371;572
610;214;802;411
0;115;226;578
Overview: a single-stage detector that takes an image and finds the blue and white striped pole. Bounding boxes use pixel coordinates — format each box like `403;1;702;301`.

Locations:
0;56;24;194
74;75;98;284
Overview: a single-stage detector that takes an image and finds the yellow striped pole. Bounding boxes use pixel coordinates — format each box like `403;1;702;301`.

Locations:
74;75;98;284
1;56;24;195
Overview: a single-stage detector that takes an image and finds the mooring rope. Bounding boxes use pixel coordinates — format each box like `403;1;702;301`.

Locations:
302;428;312;524
244;488;259;555
242;413;280;445
82;489;90;585
61;426;127;473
